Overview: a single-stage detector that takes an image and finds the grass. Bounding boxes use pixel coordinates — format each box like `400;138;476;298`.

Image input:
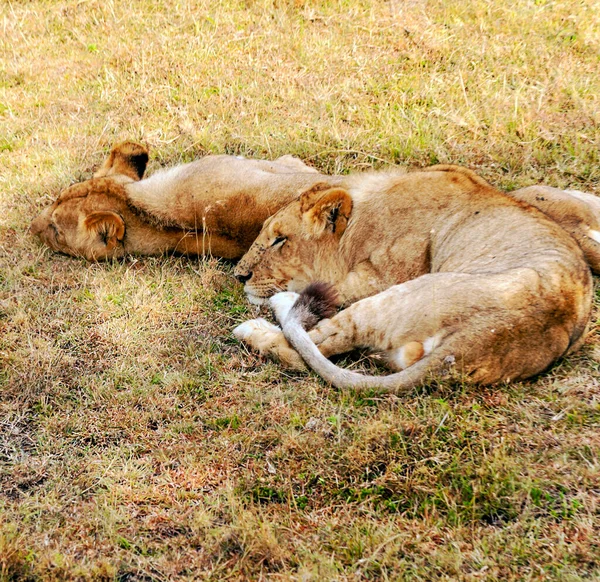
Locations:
1;0;600;579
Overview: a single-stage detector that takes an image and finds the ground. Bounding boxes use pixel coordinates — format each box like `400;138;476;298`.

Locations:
1;0;599;580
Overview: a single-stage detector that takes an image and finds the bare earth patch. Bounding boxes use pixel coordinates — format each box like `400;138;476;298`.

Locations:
1;1;599;580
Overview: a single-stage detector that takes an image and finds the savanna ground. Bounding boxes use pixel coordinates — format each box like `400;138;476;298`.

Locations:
1;0;599;579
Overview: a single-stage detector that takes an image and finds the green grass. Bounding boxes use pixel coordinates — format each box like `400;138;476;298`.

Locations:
1;0;600;580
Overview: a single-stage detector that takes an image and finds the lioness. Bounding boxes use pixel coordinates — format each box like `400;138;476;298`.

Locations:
31;143;600;275
30;142;339;260
233;167;594;391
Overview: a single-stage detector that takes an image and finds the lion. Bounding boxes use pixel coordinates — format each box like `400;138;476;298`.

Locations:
30;141;339;260
233;166;595;391
31;143;600;275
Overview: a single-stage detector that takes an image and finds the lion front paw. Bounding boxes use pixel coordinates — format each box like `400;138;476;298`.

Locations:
233;317;280;343
233;317;306;370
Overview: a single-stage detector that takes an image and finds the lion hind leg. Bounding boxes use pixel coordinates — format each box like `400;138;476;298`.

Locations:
305;318;357;359
309;314;442;371
279;270;581;392
385;333;447;370
510;185;600;274
273;155;319;174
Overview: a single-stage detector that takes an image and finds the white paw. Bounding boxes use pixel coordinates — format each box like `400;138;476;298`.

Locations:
269;292;300;324
233;318;281;341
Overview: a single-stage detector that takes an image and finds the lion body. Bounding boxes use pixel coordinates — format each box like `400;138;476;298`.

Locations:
32;143;600;275
233;166;594;390
30;142;338;260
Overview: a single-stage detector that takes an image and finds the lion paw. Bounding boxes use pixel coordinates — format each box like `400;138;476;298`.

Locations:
233;318;280;342
233;317;306;370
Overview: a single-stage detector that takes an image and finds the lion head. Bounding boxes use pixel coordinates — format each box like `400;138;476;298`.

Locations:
30;142;149;260
233;183;353;304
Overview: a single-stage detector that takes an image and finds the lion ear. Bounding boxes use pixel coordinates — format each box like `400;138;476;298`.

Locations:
300;186;353;237
84;211;125;250
93;141;149;181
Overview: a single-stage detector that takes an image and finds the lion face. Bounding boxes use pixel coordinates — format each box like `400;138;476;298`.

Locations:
234;184;353;304
31;141;149;260
30;179;131;260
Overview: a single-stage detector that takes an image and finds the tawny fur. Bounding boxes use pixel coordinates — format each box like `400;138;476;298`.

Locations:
31;142;600;272
234;166;594;391
30;142;339;261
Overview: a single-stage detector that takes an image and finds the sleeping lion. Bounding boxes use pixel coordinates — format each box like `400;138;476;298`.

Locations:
31;142;600;277
30;141;338;260
233;167;596;390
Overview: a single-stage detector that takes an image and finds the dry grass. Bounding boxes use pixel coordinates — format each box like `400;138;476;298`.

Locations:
1;0;600;580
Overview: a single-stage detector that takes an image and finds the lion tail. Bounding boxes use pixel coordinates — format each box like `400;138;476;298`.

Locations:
280;284;447;394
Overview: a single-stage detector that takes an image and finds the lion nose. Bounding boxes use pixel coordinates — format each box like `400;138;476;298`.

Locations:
235;271;252;284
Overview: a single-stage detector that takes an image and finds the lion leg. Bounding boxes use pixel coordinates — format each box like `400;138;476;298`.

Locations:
233;288;357;370
305;268;587;383
263;282;456;370
273;155;319;174
305;318;359;359
233;318;307;370
509;185;600;274
232;311;355;370
307;314;436;371
173;232;246;259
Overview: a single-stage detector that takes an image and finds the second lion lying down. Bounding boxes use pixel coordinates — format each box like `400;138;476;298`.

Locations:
234;166;594;391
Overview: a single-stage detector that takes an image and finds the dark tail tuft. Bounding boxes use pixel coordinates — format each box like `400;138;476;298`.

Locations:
292;282;339;330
